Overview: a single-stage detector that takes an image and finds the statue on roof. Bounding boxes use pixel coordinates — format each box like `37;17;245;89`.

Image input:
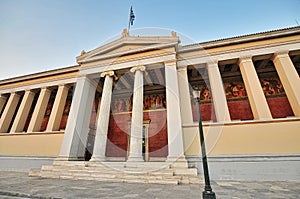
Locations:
122;28;129;37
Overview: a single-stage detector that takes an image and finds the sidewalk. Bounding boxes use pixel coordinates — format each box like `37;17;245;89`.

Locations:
0;171;299;199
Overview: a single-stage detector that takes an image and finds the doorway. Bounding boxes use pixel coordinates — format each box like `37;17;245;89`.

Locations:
127;120;150;161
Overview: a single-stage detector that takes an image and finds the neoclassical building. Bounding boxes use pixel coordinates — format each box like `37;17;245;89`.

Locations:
0;26;299;183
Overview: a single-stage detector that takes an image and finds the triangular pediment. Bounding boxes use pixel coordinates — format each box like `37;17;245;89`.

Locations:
77;33;179;64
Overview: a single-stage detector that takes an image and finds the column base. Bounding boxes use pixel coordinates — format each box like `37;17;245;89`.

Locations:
55;156;85;161
90;156;106;162
127;156;144;162
167;156;188;168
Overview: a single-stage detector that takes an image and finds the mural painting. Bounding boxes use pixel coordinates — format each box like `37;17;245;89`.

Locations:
111;93;166;113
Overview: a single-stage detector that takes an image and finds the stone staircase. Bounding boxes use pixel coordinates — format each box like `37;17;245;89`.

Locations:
30;160;203;185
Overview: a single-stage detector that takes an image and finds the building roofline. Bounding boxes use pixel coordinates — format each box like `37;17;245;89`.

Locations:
0;65;80;86
179;26;300;52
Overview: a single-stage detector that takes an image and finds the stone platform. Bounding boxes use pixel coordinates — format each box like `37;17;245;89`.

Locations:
30;160;203;185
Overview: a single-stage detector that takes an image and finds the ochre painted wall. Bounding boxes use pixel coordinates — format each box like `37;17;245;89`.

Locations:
183;120;300;156
0;132;64;156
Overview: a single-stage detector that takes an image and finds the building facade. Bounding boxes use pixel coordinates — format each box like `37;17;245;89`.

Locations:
0;27;300;181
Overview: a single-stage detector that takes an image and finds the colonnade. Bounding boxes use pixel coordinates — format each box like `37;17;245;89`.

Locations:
1;51;299;162
59;61;186;162
0;84;71;133
178;51;300;124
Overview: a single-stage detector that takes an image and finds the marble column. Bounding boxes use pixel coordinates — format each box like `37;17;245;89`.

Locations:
207;61;231;122
0;95;7;115
272;51;300;117
10;90;35;133
127;65;145;162
58;75;97;160
46;85;70;131
91;71;115;162
177;66;200;156
0;92;21;133
27;88;51;132
177;66;194;124
164;60;186;162
239;56;272;120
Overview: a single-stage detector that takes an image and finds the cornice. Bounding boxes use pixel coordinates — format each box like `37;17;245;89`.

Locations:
77;41;178;64
179;26;300;53
0;65;80;86
177;39;300;65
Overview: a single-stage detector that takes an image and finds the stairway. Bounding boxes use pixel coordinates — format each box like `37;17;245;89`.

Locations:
30;161;203;185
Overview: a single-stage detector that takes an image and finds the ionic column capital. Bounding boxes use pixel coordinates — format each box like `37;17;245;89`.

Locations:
100;70;115;77
130;65;146;73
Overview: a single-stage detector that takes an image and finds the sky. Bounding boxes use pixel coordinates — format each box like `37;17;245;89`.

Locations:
0;0;300;80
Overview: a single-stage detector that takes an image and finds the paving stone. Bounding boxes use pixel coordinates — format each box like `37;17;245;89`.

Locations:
0;171;300;198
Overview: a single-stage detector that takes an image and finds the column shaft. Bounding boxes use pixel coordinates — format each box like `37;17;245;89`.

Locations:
239;57;272;120
0;96;7;115
0;92;21;133
91;71;114;161
207;61;231;122
165;61;186;162
59;75;96;160
11;90;35;132
273;52;300;116
177;67;193;124
27;88;51;132
177;67;200;156
46;85;70;131
127;66;145;162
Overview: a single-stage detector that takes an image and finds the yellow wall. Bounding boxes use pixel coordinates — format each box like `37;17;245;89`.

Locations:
183;120;300;155
0;132;64;157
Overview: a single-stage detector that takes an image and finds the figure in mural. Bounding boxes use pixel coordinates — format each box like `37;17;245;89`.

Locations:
224;82;247;99
162;95;166;108
155;95;163;108
144;96;151;110
261;78;285;96
126;97;132;112
112;94;166;113
200;86;211;101
63;100;71;115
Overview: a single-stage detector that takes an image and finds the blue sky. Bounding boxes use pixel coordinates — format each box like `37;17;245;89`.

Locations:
0;0;300;80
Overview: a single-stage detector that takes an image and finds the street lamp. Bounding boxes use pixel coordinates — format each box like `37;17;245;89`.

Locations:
192;87;216;199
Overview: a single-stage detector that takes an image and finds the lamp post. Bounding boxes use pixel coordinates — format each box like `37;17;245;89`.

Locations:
193;87;216;199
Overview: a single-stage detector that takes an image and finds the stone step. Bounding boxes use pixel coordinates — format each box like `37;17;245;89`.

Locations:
37;161;202;185
173;168;198;176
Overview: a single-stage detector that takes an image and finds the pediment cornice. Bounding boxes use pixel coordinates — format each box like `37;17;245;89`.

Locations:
77;35;179;64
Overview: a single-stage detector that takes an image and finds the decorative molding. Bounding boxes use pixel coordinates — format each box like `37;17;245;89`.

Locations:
0;77;77;95
0;65;79;85
179;26;300;53
177;40;300;67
